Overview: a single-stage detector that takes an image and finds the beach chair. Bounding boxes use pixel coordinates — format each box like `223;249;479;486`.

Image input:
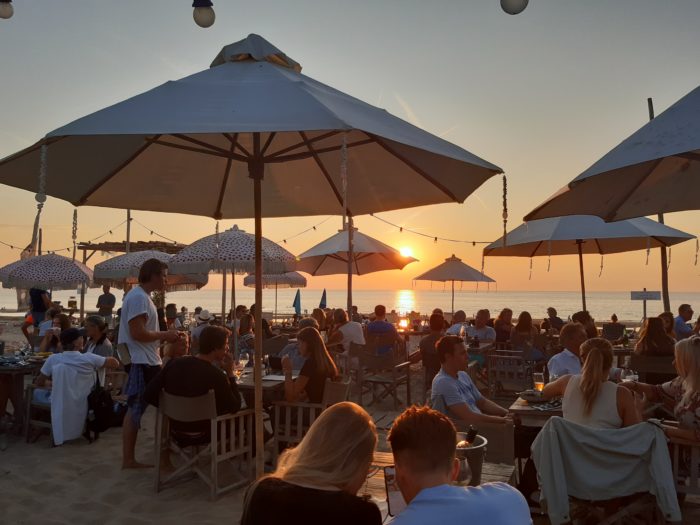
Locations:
350;341;411;410
154;390;254;500
667;421;700;499
629;354;676;385
602;322;626;342
487;349;531;397
24;384;53;445
262;335;288;357
272;378;351;464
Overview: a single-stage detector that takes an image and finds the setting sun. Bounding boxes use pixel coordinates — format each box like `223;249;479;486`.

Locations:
399;246;414;258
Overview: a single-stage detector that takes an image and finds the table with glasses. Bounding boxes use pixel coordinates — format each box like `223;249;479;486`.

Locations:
508;396;563;428
0;357;43;433
235;369;299;406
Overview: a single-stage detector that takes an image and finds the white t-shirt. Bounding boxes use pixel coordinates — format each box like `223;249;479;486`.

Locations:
191;322;210;341
117;285;161;366
465;325;496;341
40;350;106;377
337;321;366;352
446;323;467;336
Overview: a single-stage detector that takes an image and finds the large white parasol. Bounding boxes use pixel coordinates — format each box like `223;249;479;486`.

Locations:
484;215;695;310
0;34;503;476
93;250;208;292
413;255;495;315
243;272;307;320
0;253;93;291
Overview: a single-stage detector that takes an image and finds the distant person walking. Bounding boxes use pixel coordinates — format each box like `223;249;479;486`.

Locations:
96;284;117;324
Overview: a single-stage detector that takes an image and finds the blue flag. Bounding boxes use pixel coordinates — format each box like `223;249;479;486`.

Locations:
319;289;327;309
292;289;301;316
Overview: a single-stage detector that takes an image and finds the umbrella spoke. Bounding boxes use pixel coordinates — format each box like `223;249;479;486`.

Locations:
146;137;248;163
268;138;375;163
222;132;252;158
264;130;340;159
260;132;277;155
297;131;347;212
214;136;238;220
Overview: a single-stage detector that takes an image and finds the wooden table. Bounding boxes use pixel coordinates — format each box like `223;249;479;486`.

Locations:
362;451;516;502
508;397;562;428
235;370;290;407
0;362;41;432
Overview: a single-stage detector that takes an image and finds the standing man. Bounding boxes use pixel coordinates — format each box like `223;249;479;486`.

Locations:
96;284;117;325
120;259;180;469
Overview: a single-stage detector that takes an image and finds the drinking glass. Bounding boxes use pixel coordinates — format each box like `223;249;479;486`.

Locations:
239;351;249;369
533;372;545;392
621;369;638;382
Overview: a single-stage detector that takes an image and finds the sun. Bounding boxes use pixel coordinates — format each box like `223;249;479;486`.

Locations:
399;246;414;258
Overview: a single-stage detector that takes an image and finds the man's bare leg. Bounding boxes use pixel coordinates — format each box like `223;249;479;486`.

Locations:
122;409;153;469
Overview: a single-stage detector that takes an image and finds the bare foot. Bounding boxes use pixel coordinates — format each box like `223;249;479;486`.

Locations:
122;460;154;469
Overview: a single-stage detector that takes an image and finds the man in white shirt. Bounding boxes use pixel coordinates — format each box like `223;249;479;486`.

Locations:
464;309;496;342
547;322;588;380
119;259;180;469
327;308;365;352
387;406;531;525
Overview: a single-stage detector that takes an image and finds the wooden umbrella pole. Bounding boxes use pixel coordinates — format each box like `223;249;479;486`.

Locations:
577;240;587;311
231;266;237;354
347;216;354;316
451;280;455;316
274;283;278;323
221;267;227;324
252;135;265;478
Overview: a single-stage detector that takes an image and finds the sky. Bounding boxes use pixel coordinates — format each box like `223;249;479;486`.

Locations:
1;0;700;293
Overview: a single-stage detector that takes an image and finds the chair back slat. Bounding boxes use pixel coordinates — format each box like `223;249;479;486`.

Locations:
159;390;217;422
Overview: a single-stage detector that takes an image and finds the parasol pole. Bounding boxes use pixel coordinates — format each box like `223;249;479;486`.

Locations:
252;133;265;478
126;209;131;254
340;135;353;317
577;240;587;311
648;98;671;313
451;279;455;316
221;268;227;324
274;280;278;323
231;266;237;355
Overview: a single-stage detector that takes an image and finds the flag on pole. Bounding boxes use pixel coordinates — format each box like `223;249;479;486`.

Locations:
292;289;301;316
319;288;327;309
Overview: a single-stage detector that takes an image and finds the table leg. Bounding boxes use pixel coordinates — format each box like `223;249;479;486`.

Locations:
8;374;26;433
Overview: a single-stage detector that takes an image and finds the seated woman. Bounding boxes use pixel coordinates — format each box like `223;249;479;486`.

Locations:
543;337;641;428
83;315;114;357
494;308;513;343
39;313;71;354
282;326;338;404
241;402;381;525
236;313;255;362
658;312;677;341
624;336;700;442
510;311;545;361
635;317;675;356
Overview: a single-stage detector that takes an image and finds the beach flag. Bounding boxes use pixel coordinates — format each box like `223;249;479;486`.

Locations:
319;289;327;309
293;289;301;316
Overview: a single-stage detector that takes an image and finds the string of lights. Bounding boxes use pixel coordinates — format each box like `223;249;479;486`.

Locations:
0;219;128;254
369;213;493;245
131;219;180;244
276;216;334;244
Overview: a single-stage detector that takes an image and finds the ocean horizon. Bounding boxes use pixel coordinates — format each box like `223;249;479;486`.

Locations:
2;288;698;323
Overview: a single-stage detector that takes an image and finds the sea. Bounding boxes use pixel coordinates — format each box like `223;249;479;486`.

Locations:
1;288;698;323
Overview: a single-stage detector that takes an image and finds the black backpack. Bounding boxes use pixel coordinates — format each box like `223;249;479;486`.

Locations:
84;372;114;443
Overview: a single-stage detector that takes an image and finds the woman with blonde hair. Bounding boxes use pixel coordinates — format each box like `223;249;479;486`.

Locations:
282;326;338;403
241;402;381;524
543;337;641;428
624;336;700;441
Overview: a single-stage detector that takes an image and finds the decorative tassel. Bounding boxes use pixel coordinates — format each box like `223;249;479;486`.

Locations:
598;255;604;277
502;174;508;247
71;209;78;262
645;238;650;265
547;241;551;272
695;239;698;266
668;247;672;269
528;258;533;280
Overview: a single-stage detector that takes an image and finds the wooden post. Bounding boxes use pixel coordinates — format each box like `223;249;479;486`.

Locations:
126;209;131;253
347;216;354;316
648;98;671;313
252;133;265;478
80;249;87;321
577;240;587;311
221;268;227;324
451;280;455;316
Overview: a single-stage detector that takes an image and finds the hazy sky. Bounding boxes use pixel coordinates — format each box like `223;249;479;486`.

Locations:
1;0;699;292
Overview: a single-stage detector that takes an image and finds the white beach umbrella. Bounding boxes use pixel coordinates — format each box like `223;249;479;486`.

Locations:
297;226;417;311
525;85;700;223
93;250;208;292
483;215;695;310
413;255;495;315
243;272;307;320
0;253;93;291
0;34;502;476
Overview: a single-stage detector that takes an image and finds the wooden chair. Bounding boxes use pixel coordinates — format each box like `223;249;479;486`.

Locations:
272;378;351;464
629;354;677;384
350;341;411;409
262;335;289;357
24;384;53;445
154;390;254;500
487;349;531;397
667;421;700;499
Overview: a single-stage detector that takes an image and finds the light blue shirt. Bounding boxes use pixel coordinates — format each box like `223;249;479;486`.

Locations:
547;348;581;380
277;342;307;370
391;483;532;525
674;315;693;340
431;369;482;414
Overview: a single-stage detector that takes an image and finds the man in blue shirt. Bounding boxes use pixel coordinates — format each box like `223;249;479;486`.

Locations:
366;304;402;355
674;304;697;340
387;405;531;524
431;335;511;425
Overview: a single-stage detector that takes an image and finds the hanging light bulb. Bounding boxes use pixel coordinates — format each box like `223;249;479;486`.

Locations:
501;0;529;15
0;1;13;20
193;0;215;28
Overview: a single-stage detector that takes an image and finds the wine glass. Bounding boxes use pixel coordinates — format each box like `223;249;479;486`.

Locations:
239;351;249;369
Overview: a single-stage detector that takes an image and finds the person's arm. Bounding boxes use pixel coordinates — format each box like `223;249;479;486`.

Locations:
35;373;50;387
476;396;509;417
620;380;659;402
101;357;120;369
282;355;309;402
542;375;571;400
327;329;343;345
617;385;642;427
39;331;56;353
664;425;700;442
128;314;179;344
215;353;242;414
448;402;511;425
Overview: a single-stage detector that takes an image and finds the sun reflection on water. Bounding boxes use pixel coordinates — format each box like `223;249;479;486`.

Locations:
395;289;416;313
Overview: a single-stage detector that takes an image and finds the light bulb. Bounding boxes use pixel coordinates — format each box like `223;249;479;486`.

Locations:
501;0;529;15
193;6;215;28
0;2;13;20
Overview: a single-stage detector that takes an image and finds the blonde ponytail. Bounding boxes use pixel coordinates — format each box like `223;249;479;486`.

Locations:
579;338;613;416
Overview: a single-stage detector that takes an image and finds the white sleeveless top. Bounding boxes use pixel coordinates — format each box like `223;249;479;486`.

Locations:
562;375;622;429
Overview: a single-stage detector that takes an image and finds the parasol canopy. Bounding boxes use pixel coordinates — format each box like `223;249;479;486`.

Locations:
0;253;93;291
